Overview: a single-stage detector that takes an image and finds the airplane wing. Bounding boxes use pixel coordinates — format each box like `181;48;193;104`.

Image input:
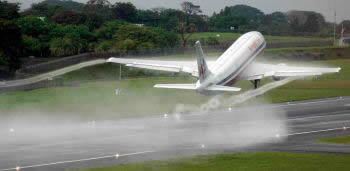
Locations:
239;62;341;81
107;57;215;77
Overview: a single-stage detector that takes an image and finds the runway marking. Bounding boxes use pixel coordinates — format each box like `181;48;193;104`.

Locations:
287;127;349;136
0;150;155;171
288;112;350;121
279;98;344;107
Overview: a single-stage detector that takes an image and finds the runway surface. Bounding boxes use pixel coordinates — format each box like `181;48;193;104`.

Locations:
1;96;350;170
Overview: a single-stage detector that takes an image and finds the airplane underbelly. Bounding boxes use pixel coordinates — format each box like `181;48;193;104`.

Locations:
215;39;266;86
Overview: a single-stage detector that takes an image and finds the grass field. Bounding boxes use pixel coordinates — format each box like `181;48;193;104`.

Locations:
85;152;350;171
315;135;350;145
189;32;332;43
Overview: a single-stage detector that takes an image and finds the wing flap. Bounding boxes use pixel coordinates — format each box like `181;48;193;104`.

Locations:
154;84;241;92
126;63;181;72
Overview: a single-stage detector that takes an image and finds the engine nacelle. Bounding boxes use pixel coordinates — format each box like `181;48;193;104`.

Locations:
272;76;287;81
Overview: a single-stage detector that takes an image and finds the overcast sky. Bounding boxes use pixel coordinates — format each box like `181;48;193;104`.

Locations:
10;0;350;22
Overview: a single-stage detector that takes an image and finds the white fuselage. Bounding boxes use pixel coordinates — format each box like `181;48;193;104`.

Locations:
198;31;266;90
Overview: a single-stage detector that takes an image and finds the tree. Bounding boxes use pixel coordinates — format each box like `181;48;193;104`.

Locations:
0;19;23;72
303;13;320;32
181;1;202;26
0;1;20;20
51;9;86;25
264;12;287;25
136;9;159;27
113;24;179;51
49;24;93;56
95;20;127;40
27;2;62;17
37;0;84;12
85;12;104;31
209;15;247;32
218;5;265;26
286;10;326;33
159;9;185;31
181;1;202;15
178;23;196;47
149;27;179;48
289;16;302;33
16;16;54;56
84;0;112;28
112;2;137;22
50;37;75;56
16;16;54;37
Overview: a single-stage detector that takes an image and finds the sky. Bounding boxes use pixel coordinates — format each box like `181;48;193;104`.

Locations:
10;0;350;23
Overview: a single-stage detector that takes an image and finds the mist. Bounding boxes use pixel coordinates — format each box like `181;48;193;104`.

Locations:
0;77;295;159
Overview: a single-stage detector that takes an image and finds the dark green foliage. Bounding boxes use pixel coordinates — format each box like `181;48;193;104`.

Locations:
84;0;113;29
51;9;86;25
112;2;137;22
218;5;265;26
0;19;23;72
25;3;62;18
37;0;84;12
159;9;185;31
16;16;55;37
286;10;326;34
136;9;159;27
0;1;20;20
149;27;180;48
264;12;287;25
209;15;247;32
49;24;94;56
113;24;179;51
95;20;127;40
303;13;321;32
84;12;104;31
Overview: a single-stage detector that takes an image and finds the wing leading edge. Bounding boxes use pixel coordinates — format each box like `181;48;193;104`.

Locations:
107;57;203;77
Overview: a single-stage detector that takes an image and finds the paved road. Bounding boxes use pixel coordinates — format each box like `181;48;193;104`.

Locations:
1;97;350;170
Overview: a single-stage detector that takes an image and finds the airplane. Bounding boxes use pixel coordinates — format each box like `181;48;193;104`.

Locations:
107;31;341;93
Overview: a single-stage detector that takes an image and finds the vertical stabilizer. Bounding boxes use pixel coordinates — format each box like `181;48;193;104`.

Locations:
195;41;210;82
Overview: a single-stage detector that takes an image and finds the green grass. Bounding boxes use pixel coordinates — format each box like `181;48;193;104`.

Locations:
189;32;331;43
315;135;350;145
85;152;350;171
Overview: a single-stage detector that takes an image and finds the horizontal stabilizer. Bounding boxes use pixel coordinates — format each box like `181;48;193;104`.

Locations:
207;85;241;92
154;84;197;90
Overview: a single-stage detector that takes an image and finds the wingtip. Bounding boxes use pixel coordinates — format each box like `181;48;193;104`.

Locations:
337;67;342;72
106;57;115;63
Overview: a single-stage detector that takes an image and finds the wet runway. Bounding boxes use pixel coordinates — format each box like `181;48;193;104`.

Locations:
1;96;350;170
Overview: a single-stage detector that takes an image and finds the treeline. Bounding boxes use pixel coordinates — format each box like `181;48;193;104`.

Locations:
0;0;349;73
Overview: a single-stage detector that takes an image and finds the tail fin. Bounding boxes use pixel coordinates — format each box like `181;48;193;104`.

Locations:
195;41;210;82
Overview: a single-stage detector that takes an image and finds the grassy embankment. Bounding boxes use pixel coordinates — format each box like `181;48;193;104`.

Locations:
315;135;350;145
85;152;350;171
0;47;349;119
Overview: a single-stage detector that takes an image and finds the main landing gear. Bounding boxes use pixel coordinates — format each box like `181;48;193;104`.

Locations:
251;79;260;89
